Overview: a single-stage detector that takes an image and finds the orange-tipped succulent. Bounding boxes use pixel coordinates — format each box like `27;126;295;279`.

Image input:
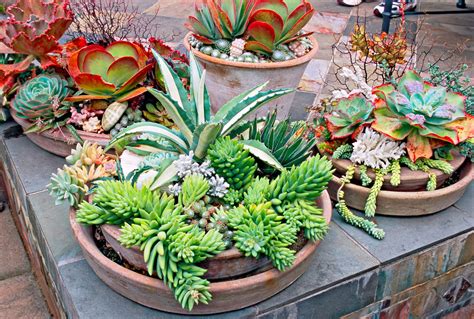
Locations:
67;41;153;102
0;0;73;68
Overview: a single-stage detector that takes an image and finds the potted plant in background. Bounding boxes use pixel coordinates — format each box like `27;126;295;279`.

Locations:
312;70;473;240
184;0;318;118
49;50;334;314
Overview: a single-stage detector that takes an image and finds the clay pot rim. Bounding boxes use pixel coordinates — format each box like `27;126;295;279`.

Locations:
71;191;332;293
183;32;319;70
11;109;110;142
332;162;474;200
330;154;466;184
102;191;332;260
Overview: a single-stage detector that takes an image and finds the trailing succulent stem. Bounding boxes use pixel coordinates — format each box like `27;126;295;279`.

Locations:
389;160;401;187
358;165;372;186
364;168;387;217
336;165;385;240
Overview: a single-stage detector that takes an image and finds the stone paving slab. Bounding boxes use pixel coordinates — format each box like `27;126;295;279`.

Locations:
0;273;50;319
0;207;30;280
332;204;473;264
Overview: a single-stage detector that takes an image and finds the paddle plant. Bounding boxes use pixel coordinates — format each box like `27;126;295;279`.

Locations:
67;41;152;103
0;0;73;67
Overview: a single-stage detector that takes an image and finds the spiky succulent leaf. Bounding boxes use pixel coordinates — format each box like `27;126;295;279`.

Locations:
179;174;210;207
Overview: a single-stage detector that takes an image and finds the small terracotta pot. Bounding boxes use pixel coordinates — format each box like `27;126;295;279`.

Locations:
331;154;466;191
102;223;272;280
183;32;318;119
328;162;473;216
70;191;332;314
11;111;110;158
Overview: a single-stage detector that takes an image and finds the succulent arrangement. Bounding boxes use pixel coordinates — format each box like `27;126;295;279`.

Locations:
186;0;315;63
313;70;473;240
50;50;333;311
1;0;188;137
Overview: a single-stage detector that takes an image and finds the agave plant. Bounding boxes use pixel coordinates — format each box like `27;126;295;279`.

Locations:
186;0;256;43
372;70;474;161
238;111;316;174
245;0;315;55
106;50;291;189
0;0;73;67
67;41;152;102
324;94;375;139
12;74;70;131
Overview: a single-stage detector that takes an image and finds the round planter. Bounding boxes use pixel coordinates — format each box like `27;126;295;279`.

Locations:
328;162;473;216
331;154;466;191
11;111;110;157
70;191;332;314
184;32;319;119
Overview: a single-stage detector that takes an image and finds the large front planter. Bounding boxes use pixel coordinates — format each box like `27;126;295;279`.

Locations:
70;191;332;314
184;33;318;119
11;111;110;157
328;161;473;216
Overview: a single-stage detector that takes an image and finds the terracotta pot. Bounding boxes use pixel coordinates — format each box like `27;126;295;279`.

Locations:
331;154;466;191
102;223;272;280
70;191;332;314
328;162;473;216
184;32;318;119
11;111;110;158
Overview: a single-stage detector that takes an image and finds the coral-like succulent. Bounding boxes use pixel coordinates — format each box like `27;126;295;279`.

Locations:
245;0;315;55
373;70;474;161
324;94;374;139
0;0;73;67
350;128;406;169
67;41;152;102
12;74;70;131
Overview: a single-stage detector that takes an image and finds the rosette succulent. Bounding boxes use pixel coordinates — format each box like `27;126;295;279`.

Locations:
324;94;375;139
372;70;474;161
67;41;152;102
0;0;73;67
12;74;70;130
246;0;315;55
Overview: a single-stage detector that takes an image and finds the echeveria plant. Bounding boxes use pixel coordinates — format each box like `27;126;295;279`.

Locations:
372;70;474;161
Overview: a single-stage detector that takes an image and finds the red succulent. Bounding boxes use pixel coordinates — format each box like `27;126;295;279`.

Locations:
67;41;153;102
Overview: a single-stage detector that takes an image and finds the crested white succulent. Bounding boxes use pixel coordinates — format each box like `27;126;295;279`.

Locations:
332;66;375;101
350;128;406;169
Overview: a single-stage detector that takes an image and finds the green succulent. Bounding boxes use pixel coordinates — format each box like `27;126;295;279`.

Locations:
48;169;85;207
242;112;316;174
76;181;164;225
12;74;70;131
179;174;210;207
281;199;328;241
208;136;257;191
324;94;374;139
373;70;473;162
119;198;225;311
244;176;270;206
268;155;334;208
227;202;297;271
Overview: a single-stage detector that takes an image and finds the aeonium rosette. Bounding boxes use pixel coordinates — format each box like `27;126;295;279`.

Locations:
66;41;153;103
372;70;474;161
